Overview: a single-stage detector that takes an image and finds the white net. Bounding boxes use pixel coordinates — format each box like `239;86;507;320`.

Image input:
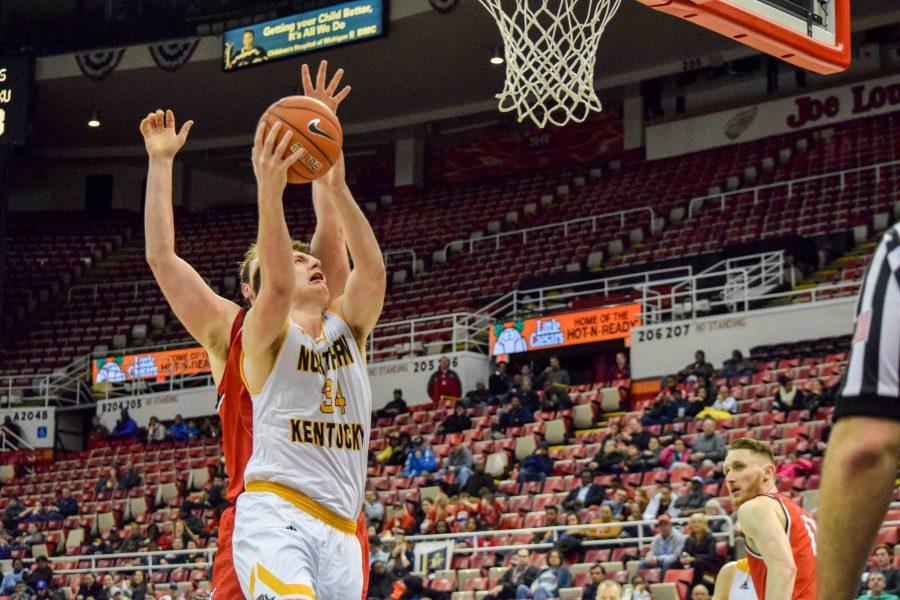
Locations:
478;0;622;128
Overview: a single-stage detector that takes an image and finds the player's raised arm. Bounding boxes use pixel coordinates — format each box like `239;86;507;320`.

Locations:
304;61;352;302
712;561;735;600
241;121;303;367
738;498;797;600
322;154;386;342
141;110;238;357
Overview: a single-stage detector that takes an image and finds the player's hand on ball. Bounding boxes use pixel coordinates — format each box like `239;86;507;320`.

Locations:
140;109;193;160
317;152;346;190
252;120;306;199
301;60;351;114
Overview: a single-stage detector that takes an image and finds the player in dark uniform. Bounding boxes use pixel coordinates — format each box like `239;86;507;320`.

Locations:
817;222;900;600
225;29;268;69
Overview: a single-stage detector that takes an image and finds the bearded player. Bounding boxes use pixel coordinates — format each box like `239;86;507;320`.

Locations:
228;85;385;598
723;438;817;600
141;62;368;600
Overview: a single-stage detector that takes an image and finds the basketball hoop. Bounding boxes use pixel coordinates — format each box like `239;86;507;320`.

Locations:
478;0;622;128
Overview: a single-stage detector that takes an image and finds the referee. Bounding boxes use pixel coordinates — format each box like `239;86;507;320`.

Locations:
818;223;900;600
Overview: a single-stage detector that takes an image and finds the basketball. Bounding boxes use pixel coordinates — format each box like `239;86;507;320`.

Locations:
258;95;343;184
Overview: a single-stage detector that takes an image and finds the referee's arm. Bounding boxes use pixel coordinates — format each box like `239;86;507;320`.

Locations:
817;224;900;600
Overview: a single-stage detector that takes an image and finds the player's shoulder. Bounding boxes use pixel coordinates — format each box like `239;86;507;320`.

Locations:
737;494;784;519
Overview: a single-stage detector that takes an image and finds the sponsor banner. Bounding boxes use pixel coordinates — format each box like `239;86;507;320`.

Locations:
427;111;622;185
490;304;643;358
96;387;218;432
646;73;900;160
368;352;489;409
631;298;855;378
222;0;385;71
92;347;210;386
0;407;56;449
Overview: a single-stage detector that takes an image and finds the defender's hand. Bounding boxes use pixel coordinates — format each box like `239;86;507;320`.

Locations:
301;60;351;113
252;121;306;197
141;110;193;160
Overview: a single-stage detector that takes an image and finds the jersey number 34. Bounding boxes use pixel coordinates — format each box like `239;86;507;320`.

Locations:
321;379;347;415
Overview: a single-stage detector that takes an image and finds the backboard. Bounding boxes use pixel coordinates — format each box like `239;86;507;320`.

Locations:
637;0;850;74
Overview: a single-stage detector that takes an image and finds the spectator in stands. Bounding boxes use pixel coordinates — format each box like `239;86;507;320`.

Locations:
691;584;712;600
674;477;711;517
116;524;142;554
26;556;53;590
438;404;472;435
375;389;408;420
864;545;900;596
622;418;653;450
72;571;101;600
366;560;393;600
11;580;31;600
622;499;649;539
489;362;511;401
23;502;61;523
679;514;722;586
858;571;900;600
776;452;813;480
532;505;561;544
146;416;166;443
2;496;24;532
382;503;416;537
23;523;44;546
517;443;553;485
462;381;491;408
172;519;198;546
722;350;755;379
580;563;607;600
497;396;534;432
539;381;571;412
639;437;663;470
0;559;27;595
628;575;652;600
590;440;625;475
123;571;148;600
461;456;496;497
774;374;806;412
601;488;629;519
705;385;738;415
55;487;78;518
417;495;449;534
485;547;540;600
100;574;118;599
526;548;572;599
120;460;141;490
680;350;714;382
611;351;630;381
644;376;686;425
805;377;834;413
375;433;405;466
659;437;691;471
441;444;474;488
110;408;139;439
624;444;650;473
690;419;727;467
86;536;109;555
95;468;120;495
402;436;437;478
562;471;607;510
427;356;463;404
386;534;414;578
639;514;686;575
687;386;710;417
168;414;192;442
704;499;728;533
1;416;22;446
596;580;623;600
539;355;570;387
89;415;110;438
363;489;385;529
517;380;541;413
142;523;161;552
160;537;189;565
197;416;218;438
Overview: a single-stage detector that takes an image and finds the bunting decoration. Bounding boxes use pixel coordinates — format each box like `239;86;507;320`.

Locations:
149;39;200;72
75;49;126;81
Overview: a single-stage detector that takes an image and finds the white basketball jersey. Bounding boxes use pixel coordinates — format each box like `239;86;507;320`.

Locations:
242;311;371;520
731;559;758;600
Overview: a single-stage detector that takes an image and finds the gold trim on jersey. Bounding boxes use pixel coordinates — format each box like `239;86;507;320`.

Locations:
240;321;292;396
246;481;357;534
249;562;316;599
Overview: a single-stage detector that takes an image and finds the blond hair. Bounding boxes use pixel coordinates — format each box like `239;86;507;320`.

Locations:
596;580;622;600
238;240;312;295
729;437;776;464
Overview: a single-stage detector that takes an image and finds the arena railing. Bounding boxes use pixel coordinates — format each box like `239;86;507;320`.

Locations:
67;278;211;304
406;515;735;556
33;547;213;577
384;249;418;276
441;207;656;259
686;158;900;219
367;312;493;363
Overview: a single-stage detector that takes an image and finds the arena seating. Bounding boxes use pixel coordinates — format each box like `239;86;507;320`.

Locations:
1;335;897;599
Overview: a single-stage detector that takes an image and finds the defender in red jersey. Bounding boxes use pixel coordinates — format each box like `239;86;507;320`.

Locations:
724;438;817;600
141;61;368;600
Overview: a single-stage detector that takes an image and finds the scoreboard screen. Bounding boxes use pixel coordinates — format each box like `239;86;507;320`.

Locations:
223;0;386;72
0;57;33;146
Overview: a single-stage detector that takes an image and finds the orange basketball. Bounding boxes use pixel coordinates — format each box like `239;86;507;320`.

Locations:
258;96;343;184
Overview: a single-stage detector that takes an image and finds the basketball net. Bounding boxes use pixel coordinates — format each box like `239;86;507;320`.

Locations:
478;0;622;128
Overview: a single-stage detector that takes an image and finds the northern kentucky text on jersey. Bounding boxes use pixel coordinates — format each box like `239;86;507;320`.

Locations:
296;334;356;374
290;418;365;450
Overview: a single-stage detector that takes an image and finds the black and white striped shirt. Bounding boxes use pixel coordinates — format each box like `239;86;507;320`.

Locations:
838;222;900;420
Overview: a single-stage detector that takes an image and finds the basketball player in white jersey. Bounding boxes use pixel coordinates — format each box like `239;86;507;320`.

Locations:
714;559;758;600
231;110;385;599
